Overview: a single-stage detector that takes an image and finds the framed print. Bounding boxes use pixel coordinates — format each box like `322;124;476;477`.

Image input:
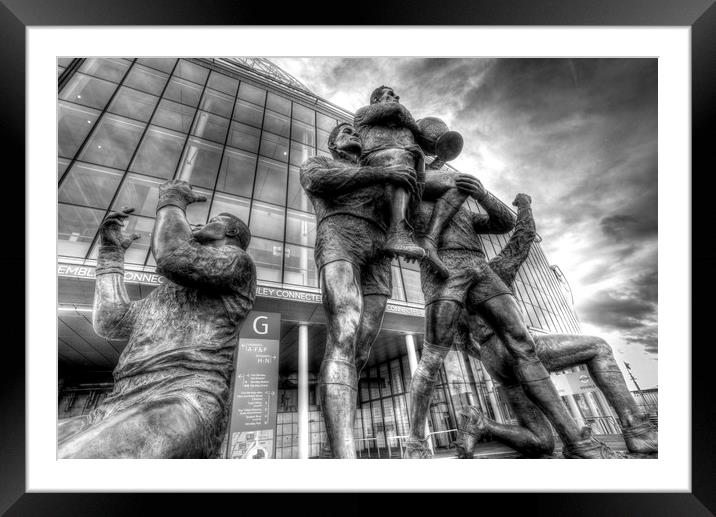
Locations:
5;0;715;513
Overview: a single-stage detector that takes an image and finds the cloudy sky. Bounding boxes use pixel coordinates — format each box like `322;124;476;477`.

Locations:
272;58;658;389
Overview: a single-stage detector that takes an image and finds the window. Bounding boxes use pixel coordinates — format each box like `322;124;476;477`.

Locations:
283;244;317;287
292;104;315;125
58;157;71;181
237;82;266;106
58;101;100;159
215;147;257;197
227;121;261;153
111;173;162;217
164;77;203;107
317;127;331;151
173;60;209;85
60;73;117;110
248;237;283;282
286;166;313;213
78;114;145;169
259;132;289;162
390;266;406;301
136;58;177;74
291;119;315;146
250;201;285;241
316;112;337;132
58;204;105;258
108;87;159;122
208;192;250;223
79;58;130;83
266;93;291;115
285;209;316;247
263;110;290;138
232;99;264;128
59;162;123;209
130;125;185;179
401;268;424;304
151;99;196;133
190;110;230;144
253;157;288;205
289;141;313;167
207;71;239;96
175;137;223;189
123;64;169;96
199;89;235;118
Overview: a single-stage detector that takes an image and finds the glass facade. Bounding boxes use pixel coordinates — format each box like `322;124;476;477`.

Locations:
58;58;616;458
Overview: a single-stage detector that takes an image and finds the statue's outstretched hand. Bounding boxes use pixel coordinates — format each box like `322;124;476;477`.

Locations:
455;174;486;199
512;193;532;208
99;207;141;250
158;179;207;211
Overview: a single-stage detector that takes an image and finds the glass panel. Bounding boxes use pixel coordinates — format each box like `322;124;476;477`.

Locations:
130;125;185;179
59;73;117;110
151;99;196;133
249;201;285;241
190;110;229;144
289;141;314;167
266;93;291;115
208;192;251;223
232;99;264;128
215;147;257;197
283;244;317;287
174;59;209;85
164;77;203;107
237;82;266;106
59;162;123;209
317;128;330;152
78;58;130;82
123;64;169;95
253;157;287;205
111;173;162;217
248;237;283;283
58;157;71;181
199;89;234;118
316;112;337;132
292;104;315;125
285;209;316;247
88;214;154;266
57;66;65;79
227;121;260;153
57;204;104;258
262;110;290;138
107;87;159;122
390;265;406;301
58;57;74;67
207;71;238;96
175;137;223;189
78;114;145;169
291;119;315;146
286;166;313;213
259;132;289;162
401;268;424;304
58;101;100;159
136;58;177;74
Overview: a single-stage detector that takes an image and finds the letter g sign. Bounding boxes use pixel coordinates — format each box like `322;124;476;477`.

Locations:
253;316;269;335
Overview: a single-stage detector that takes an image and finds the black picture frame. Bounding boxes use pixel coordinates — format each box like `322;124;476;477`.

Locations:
4;0;713;514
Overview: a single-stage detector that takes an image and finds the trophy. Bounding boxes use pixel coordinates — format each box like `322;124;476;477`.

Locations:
416;116;464;169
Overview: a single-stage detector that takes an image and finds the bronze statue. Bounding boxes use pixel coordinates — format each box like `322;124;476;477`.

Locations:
57;180;256;458
354;86;465;278
300;123;418;458
404;170;610;458
451;194;658;458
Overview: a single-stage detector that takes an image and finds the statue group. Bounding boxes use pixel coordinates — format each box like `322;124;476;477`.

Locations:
57;85;657;460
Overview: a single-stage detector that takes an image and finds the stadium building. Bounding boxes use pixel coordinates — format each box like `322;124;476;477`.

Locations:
56;57;655;458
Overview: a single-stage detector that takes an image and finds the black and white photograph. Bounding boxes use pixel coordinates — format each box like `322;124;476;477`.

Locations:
55;56;658;461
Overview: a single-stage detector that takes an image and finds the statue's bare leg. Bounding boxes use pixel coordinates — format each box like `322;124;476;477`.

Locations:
534;333;657;453
476;294;584;445
58;397;205;458
405;300;460;457
319;260;362;459
419;187;469;279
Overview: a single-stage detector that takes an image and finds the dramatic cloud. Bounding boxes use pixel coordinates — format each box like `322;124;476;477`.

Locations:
272;57;659;374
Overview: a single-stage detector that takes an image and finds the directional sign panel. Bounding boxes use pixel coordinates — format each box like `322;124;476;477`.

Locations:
226;311;281;459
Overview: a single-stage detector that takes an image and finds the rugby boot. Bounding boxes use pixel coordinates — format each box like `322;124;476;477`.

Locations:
403;437;433;459
454;406;489;459
384;220;426;262
621;416;658;454
562;427;624;459
419;234;450;279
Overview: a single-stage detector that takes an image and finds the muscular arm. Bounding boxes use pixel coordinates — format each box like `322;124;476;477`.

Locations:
354;103;420;135
488;195;536;286
471;191;516;234
300;156;409;196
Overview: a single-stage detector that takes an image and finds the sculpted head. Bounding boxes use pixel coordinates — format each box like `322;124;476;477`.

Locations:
370;85;400;104
193;213;251;250
328;122;362;159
